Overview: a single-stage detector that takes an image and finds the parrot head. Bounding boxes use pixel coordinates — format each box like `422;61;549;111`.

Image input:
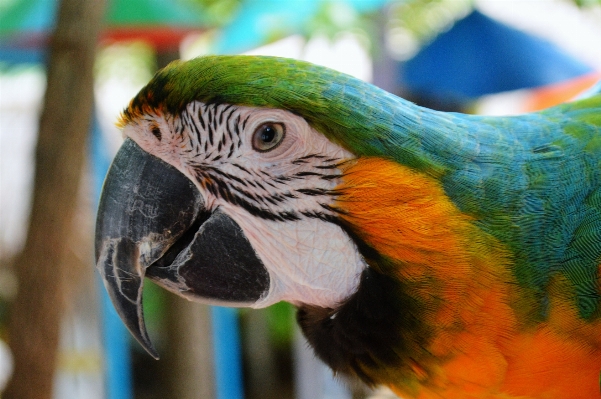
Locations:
96;55;383;360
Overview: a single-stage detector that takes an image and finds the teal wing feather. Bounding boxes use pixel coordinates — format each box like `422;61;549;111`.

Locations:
442;98;601;321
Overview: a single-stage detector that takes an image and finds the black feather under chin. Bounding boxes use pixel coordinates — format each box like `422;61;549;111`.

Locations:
297;267;433;386
297;226;434;387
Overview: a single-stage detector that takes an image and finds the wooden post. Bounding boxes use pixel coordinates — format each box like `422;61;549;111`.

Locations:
162;295;215;399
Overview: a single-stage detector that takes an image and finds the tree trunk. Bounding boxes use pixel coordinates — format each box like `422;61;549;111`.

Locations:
4;0;105;398
163;295;215;399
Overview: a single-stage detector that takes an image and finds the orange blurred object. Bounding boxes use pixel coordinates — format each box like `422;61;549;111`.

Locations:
524;71;601;111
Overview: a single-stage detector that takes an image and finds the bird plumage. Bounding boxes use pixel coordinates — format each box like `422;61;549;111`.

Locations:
109;55;601;398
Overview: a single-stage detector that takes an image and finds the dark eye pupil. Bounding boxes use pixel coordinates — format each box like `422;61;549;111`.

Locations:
252;122;284;152
261;126;276;143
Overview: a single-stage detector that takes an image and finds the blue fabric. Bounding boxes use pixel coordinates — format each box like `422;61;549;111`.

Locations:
0;46;46;65
401;10;594;100
214;0;319;54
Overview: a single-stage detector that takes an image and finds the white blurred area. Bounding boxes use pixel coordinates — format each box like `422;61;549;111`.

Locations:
95;42;158;156
246;33;372;83
182;32;373;82
0;67;45;260
474;0;601;115
477;0;601;70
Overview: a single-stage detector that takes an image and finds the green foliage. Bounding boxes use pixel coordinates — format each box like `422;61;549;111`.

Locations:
391;0;472;41
265;302;295;348
571;0;601;6
95;41;156;86
191;0;243;25
142;280;168;344
302;1;376;43
385;0;472;60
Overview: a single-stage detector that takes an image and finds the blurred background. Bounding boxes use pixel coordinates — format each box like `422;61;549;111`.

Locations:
0;0;600;398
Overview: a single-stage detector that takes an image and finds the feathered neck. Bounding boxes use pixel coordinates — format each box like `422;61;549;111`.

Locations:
296;156;519;396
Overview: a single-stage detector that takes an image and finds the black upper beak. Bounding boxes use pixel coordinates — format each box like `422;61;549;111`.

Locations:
95;139;270;358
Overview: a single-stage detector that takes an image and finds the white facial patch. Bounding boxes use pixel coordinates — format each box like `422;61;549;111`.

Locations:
123;102;367;309
221;203;366;308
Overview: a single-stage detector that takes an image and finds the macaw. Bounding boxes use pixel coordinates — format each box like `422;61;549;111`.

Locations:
95;55;601;399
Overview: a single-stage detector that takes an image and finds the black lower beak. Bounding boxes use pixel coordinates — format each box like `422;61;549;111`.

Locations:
95;139;270;358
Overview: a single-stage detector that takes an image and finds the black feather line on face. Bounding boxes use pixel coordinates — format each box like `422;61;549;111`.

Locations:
203;166;247;186
314;164;339;170
292;159;308;165
190;121;200;146
297;153;326;160
299;210;337;223
151;125;162;141
232;115;241;138
207;104;214;127
296;188;328;196
196;104;206;130
222;103;234;116
255;181;267;191
175;119;185;137
218;106;225;126
207;121;214;146
223;110;235;142
193;163;345;224
195;168;300;221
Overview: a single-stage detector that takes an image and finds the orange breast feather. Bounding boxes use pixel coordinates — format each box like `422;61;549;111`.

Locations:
334;157;601;399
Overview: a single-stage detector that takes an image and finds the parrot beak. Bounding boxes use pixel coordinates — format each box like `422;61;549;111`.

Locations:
95;139;270;358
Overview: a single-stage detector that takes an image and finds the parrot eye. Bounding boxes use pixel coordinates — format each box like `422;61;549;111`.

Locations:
252;122;285;152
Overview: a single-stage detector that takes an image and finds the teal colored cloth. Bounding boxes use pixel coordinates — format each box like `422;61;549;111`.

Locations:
214;0;390;54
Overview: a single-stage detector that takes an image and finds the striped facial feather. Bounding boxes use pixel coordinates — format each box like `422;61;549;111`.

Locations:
124;101;352;220
122;101;367;308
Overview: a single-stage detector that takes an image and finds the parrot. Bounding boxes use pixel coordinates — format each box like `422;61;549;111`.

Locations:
95;55;601;399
